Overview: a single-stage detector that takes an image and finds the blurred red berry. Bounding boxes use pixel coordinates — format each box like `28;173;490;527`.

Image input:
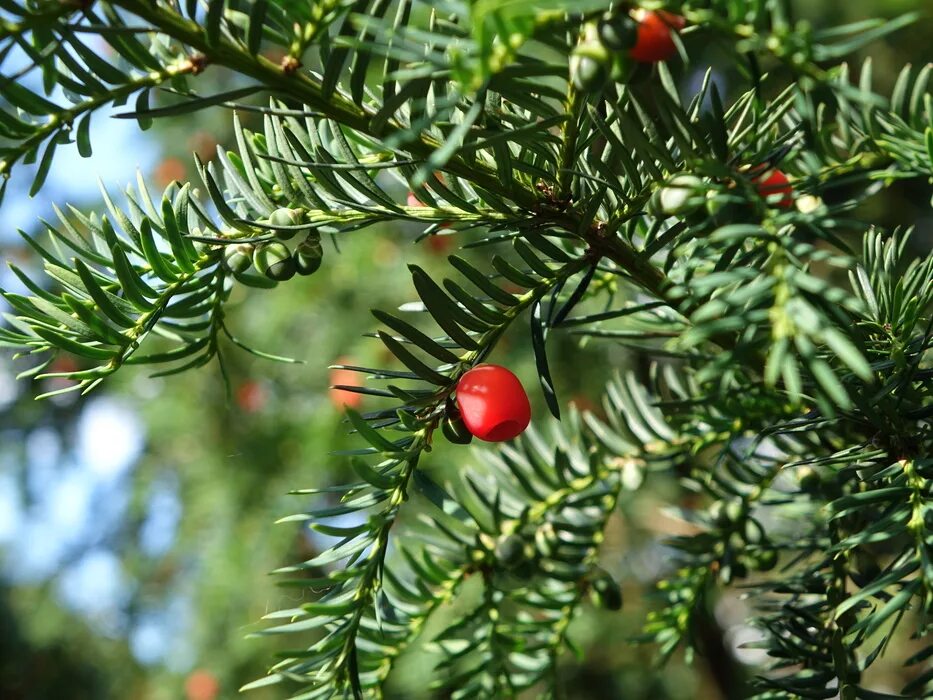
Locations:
629;11;684;63
329;358;364;410
185;670;219;700
424;233;455;255
753;168;794;209
235;380;265;413
154;157;187;189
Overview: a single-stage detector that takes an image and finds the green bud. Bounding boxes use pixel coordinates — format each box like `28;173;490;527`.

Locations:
589;567;623;611
223;243;253;273
442;414;473;445
268;207;303;240
598;14;639;51
293;235;324;276
254;241;296;281
495;534;528;570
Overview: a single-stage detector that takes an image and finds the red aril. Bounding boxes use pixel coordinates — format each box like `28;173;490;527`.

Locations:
629;11;684;63
753;169;794;209
455;365;531;442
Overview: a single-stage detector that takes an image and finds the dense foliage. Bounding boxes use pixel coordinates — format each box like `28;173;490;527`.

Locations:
0;0;931;698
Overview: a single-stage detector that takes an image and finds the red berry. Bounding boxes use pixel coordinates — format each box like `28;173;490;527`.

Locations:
629;11;683;63
425;234;454;254
753;169;794;209
455;364;531;442
406;191;422;208
329;357;364;410
185;670;220;700
235;380;265;413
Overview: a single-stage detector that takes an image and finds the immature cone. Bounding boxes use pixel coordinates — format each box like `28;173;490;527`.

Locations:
753;168;794;208
630;10;684;63
455;364;531;442
570;41;610;92
750;549;778;572
598;13;639;51
442;414;474;445
650;174;705;217
797;466;821;493
589;567;623;611
293;234;324;276
709;497;743;528
495;534;528;570
268;207;302;240
253;241;296;281
223;243;253;273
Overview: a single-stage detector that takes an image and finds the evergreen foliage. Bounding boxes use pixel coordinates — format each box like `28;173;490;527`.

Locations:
0;1;930;698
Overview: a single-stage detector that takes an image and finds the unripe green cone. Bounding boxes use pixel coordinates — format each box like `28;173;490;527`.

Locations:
223;243;253;273
598;14;639;50
570;42;609;92
268;207;302;241
750;549;778;572
708;500;728;527
294;235;324;276
495;534;527;570
650;175;704;217
442;414;473;445
710;497;743;528
725;498;745;524
254;241;296;281
706;190;757;226
797;466;821;492
610;53;636;83
510;560;535;580
853;549;881;583
589;568;623;611
743;519;764;545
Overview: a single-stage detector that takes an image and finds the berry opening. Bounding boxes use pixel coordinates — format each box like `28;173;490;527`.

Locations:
482;420;524;443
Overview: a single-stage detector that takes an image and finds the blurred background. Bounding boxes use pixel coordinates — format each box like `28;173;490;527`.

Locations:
0;1;929;698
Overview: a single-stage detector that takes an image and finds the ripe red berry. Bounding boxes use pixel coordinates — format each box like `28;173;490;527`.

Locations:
753;169;794;209
629;11;684;63
455;364;531;442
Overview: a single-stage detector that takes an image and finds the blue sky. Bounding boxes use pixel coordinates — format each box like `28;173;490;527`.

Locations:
1;40;185;666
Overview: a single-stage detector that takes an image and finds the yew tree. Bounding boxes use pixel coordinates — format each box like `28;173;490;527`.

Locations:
0;0;931;698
